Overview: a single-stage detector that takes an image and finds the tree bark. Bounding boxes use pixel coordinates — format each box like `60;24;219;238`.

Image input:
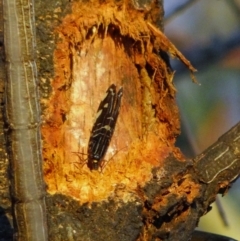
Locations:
0;0;239;241
3;0;48;240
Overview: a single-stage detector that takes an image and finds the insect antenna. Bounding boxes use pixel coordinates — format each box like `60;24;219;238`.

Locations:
71;149;88;169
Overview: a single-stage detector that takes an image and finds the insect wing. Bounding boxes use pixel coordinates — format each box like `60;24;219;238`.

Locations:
94;84;116;127
88;85;116;160
92;86;123;159
88;85;123;164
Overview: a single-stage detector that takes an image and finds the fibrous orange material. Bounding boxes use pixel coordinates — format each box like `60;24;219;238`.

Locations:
41;1;196;204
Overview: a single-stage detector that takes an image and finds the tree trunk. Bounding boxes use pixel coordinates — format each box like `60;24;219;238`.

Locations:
0;0;239;241
3;0;48;240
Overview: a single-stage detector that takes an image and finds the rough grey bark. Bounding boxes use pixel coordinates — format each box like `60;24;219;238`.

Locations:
3;0;48;240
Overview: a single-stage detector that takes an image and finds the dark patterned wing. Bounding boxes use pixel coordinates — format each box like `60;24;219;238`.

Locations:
87;84;123;170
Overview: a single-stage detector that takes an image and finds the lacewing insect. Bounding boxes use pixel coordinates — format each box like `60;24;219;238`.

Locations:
87;84;123;170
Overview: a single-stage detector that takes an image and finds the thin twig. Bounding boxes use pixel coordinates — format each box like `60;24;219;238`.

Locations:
172;30;240;73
